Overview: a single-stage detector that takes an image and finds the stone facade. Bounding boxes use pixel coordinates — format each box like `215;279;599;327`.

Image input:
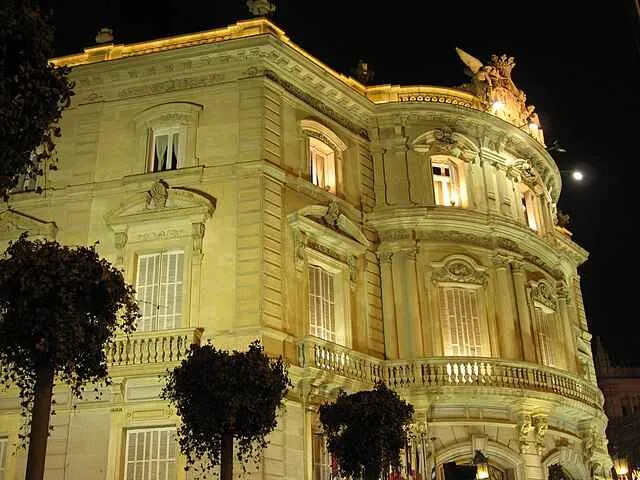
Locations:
0;19;609;480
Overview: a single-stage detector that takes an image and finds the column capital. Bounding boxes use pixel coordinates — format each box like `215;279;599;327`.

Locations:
492;253;512;269
377;251;393;264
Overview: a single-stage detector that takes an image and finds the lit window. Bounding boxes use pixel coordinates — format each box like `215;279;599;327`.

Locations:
0;436;7;480
439;286;483;356
308;265;336;342
534;306;555;367
519;185;540;231
309;137;336;194
149;128;182;172
135;251;184;331
432;162;459;206
124;427;176;480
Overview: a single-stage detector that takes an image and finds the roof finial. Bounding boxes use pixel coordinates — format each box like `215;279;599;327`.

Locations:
246;0;275;16
95;27;114;44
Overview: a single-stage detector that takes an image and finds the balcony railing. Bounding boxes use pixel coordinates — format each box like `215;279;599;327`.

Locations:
296;337;603;410
106;328;203;368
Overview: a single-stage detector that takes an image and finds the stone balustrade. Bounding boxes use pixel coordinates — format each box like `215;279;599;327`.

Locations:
296;336;603;410
106;327;202;368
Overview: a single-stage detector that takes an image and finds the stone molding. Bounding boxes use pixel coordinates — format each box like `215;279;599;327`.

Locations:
431;254;488;286
0;208;57;240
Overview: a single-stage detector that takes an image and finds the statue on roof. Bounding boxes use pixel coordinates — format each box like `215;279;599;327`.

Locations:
247;0;276;16
455;47;500;103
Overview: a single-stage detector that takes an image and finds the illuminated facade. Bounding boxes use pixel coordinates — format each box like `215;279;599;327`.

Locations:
0;19;609;480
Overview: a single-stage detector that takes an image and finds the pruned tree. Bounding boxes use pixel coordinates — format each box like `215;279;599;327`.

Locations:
0;235;140;480
0;0;74;196
319;382;414;480
161;341;291;480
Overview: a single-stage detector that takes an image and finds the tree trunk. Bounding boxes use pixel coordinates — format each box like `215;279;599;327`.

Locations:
364;466;380;480
25;364;54;480
220;432;233;480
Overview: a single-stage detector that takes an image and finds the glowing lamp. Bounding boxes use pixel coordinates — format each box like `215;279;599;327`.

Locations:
472;450;489;480
528;120;539;130
491;100;505;112
571;171;584;181
614;456;629;477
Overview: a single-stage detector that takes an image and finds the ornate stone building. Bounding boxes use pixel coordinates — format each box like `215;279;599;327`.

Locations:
0;19;609;480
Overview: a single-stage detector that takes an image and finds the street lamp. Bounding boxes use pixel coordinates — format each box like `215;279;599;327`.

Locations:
614;455;629;480
472;450;490;480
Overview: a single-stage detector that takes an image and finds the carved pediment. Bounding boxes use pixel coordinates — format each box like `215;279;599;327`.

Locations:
288;202;369;262
106;180;216;230
431;254;488;285
412;128;479;162
530;280;557;311
0;208;57;240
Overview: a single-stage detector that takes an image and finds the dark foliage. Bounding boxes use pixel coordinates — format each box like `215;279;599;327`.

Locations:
0;0;74;196
0;234;139;438
319;382;414;480
162;341;291;474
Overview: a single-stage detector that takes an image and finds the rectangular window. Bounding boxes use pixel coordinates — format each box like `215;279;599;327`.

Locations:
0;437;7;480
432;162;458;206
308;265;336;342
136;251;184;331
534;307;555;367
439;286;482;356
150;128;181;172
124;427;177;480
312;433;333;480
309;137;336;194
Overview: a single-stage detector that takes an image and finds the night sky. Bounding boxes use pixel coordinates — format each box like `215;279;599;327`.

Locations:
44;1;640;364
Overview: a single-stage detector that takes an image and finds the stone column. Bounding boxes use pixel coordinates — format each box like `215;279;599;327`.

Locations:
379;252;399;359
493;255;522;360
557;281;577;373
511;260;536;363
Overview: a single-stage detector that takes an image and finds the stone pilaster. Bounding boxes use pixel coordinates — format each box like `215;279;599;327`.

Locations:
557;280;577;373
512;260;536;362
379;251;399;359
493;254;522;360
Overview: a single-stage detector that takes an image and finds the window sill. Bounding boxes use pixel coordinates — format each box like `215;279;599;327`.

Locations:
123;165;204;187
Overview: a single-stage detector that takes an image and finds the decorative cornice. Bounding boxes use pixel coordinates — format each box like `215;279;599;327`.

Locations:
265;69;369;140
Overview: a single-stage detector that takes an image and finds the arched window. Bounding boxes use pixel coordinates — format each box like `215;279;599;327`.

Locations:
300;119;347;196
432;160;460;206
309;137;336;193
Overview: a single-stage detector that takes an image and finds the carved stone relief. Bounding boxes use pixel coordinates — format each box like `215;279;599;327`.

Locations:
145;180;169;210
432;257;488;285
530;280;557;310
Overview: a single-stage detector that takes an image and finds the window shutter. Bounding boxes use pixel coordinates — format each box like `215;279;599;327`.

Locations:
440;287;482;357
136;251;184;331
308;265;336;342
136;254;161;331
125;428;176;480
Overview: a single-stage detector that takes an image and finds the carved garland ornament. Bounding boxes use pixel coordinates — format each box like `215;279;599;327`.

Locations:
531;280;557;310
432;258;488;286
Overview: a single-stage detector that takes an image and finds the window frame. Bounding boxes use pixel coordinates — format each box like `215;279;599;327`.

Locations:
134;249;186;332
306;248;350;347
300;119;347;198
432;160;459;207
431;255;491;358
438;284;485;357
519;183;541;231
133;102;203;175
533;302;557;368
148;126;186;173
308;137;337;194
123;426;177;480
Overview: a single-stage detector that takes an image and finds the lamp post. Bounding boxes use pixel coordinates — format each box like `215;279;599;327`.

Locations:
614;454;629;480
472;450;490;480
